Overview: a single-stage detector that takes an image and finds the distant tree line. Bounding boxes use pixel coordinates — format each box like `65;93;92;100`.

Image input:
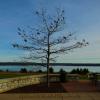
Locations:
20;68;27;73
70;68;89;74
0;67;89;74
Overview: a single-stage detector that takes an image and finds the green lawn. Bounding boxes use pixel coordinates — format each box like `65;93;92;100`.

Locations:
0;72;100;80
79;76;89;80
0;72;35;79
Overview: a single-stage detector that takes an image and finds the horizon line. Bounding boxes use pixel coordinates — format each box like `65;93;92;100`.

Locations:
0;62;100;66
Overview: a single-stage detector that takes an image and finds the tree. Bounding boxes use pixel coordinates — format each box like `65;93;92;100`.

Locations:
20;68;27;73
49;67;54;73
59;68;67;82
12;8;88;87
76;68;80;74
70;68;89;74
37;69;43;73
0;69;3;72
6;69;9;72
70;69;76;74
59;68;66;73
83;68;89;74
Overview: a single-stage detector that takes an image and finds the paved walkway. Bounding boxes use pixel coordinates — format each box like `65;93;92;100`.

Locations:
0;93;100;100
3;83;65;93
3;81;100;93
1;81;100;100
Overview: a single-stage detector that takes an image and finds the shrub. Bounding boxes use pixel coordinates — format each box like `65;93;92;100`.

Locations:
59;68;67;82
20;68;27;73
49;67;54;73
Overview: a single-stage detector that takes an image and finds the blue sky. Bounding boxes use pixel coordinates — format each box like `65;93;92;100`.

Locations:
0;0;100;63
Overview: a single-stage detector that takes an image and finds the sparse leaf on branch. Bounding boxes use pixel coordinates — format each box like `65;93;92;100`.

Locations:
12;8;88;87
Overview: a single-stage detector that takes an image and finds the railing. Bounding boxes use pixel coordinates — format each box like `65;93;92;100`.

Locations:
0;75;46;93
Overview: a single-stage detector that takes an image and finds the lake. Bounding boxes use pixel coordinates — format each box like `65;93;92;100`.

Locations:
0;65;100;72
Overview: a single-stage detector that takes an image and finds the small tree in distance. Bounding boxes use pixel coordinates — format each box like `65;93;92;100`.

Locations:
20;68;27;73
70;68;89;75
59;68;67;82
49;67;54;73
12;8;88;87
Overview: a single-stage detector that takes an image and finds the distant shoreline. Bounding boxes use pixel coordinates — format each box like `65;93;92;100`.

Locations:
0;66;100;73
0;62;100;66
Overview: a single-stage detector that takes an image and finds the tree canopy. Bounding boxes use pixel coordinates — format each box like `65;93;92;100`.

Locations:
12;8;88;87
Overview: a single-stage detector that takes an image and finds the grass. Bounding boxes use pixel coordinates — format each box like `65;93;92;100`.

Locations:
0;72;100;80
98;75;100;80
79;76;89;80
0;72;36;79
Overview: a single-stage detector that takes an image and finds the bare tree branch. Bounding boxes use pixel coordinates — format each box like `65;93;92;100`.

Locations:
13;8;88;87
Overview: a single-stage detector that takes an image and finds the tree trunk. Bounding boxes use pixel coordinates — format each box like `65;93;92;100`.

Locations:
47;32;50;87
47;60;49;87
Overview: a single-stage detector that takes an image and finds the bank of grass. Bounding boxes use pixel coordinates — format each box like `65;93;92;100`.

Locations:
0;72;43;79
97;74;100;79
0;72;100;80
79;76;89;80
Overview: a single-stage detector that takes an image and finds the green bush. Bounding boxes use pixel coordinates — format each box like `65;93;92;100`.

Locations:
59;68;67;82
49;67;54;73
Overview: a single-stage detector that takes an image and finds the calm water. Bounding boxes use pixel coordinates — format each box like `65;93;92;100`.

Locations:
0;65;100;72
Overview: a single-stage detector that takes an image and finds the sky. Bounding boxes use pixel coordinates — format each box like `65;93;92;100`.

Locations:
0;0;100;63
